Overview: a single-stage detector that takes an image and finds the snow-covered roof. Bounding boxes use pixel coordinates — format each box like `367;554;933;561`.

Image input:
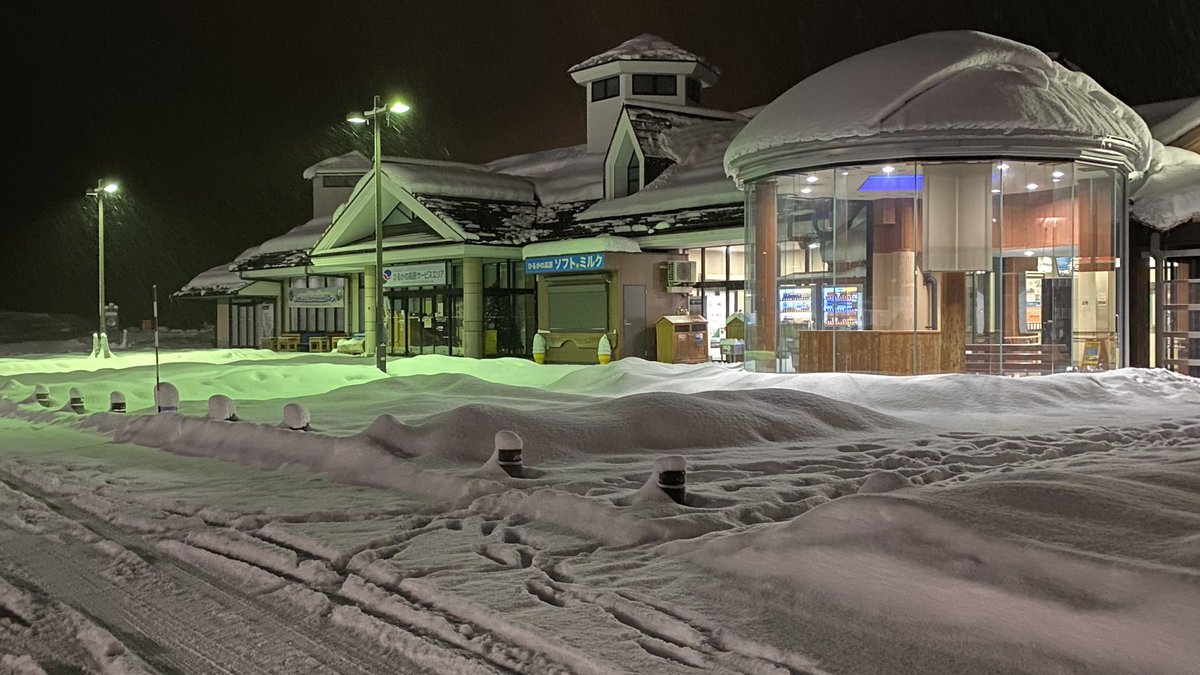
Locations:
1141;98;1199;146
725;31;1154;181
483;145;604;203
569;34;718;75
1132;144;1200;231
176;262;252;298
382;159;536;203
301;152;371;180
232;215;332;271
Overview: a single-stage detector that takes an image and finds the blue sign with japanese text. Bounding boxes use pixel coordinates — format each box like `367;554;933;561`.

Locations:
524;253;606;275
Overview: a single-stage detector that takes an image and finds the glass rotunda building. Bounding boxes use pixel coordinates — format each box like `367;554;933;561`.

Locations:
724;31;1153;376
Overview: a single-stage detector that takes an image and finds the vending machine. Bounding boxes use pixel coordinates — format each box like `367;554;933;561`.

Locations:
821;285;863;329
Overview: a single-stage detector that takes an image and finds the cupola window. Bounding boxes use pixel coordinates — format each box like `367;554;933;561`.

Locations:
632;74;677;96
591;76;620;102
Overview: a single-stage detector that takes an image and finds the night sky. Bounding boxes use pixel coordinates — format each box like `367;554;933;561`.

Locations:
3;0;1198;328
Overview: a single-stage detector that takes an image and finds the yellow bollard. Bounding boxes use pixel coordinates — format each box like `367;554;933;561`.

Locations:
532;332;546;364
597;333;612;365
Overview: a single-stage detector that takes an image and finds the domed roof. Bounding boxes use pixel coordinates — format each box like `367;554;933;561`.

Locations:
570;34;717;75
724;31;1153;182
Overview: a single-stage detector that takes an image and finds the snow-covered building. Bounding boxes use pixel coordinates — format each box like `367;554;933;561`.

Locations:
1128;97;1200;375
722;29;1197;376
178;30;1197;374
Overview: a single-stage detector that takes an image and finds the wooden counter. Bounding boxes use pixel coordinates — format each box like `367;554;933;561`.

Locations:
773;329;965;375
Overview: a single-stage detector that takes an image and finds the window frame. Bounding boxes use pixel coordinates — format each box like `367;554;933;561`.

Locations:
591;76;620;102
632;74;677;96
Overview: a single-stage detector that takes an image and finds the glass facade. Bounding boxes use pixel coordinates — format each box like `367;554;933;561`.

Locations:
744;160;1124;375
687;245;746;359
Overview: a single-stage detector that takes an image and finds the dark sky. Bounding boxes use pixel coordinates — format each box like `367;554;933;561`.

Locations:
3;0;1198;327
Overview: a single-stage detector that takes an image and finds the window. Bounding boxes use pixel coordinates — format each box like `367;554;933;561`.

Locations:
591;76;619;101
626;153;641;196
322;174;362;188
632;74;677;96
686;78;701;104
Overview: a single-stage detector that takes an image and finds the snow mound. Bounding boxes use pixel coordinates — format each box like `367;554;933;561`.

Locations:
360;388;904;462
1132;143;1200;230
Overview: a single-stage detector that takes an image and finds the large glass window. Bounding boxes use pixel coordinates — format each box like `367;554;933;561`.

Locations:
744;160;1124;375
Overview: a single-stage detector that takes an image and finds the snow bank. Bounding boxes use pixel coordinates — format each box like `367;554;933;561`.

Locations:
696;491;1200;674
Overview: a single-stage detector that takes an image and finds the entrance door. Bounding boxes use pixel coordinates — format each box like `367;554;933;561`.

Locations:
622;284;648;360
1160;257;1200;376
390;290;459;356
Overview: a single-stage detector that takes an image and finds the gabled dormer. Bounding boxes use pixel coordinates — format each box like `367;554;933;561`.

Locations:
569;34;720;154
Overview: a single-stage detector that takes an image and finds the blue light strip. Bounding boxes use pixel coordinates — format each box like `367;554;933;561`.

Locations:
858;174;923;192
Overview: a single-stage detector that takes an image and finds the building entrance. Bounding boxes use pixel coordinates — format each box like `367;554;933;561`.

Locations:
1159;257;1200;376
388;290;462;356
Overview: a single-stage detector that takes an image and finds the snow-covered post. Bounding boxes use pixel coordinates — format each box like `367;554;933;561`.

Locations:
90;332;100;358
98;331;113;359
154;382;179;413
655;455;687;504
208;395;238;422
120;328;128;349
532;332;547;364
597;334;612;365
33;384;51;407
68;387;86;414
109;391;126;413
283;403;310;431
494;430;523;477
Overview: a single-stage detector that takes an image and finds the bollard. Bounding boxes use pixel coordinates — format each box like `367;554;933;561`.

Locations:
597;334;612;365
90;333;100;358
98;332;113;358
494;430;523;477
68;387;86;414
532;332;546;365
34;384;51;407
283;403;310;431
655;455;687;505
109;391;127;413
208;395;238;422
154;382;180;413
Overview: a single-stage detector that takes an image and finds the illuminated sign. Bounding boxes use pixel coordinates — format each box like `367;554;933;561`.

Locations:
382;262;448;288
525;253;606;275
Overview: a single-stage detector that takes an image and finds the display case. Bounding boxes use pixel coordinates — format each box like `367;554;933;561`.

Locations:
656;314;709;364
779;286;813;327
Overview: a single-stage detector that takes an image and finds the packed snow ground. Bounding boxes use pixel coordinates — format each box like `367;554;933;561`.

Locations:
1;347;1199;674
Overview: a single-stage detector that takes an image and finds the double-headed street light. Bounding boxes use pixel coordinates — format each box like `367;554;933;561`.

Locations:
347;96;410;373
86;179;119;358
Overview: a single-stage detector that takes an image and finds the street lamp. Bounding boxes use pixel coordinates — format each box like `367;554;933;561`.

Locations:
347;96;410;373
86;179;119;358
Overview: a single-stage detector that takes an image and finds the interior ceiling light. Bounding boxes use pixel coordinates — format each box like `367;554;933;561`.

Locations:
1024;250;1035;256
800;187;813;194
806;175;818;183
1051;170;1065;178
841;170;849;176
1052;178;1062;183
881;165;895;174
997;162;1010;171
808;242;820;249
1026;183;1038;190
991;188;1001;194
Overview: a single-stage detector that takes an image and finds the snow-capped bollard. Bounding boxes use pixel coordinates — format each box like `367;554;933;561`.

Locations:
34;384;51;407
154;382;179;413
597;334;612;365
283;403;310;431
532;332;547;364
109;391;126;413
68;387;86;414
655;455;687;505
494;430;523;477
90;332;100;358
98;332;113;358
120;329;128;348
208;395;238;422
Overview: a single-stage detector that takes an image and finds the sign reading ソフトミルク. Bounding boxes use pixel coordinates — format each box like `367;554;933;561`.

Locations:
524;253;606;275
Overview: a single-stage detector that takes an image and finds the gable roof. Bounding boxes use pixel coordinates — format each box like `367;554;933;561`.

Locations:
569;34;718;74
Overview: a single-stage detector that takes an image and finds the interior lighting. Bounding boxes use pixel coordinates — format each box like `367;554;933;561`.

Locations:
997;162;1010;171
1023;250;1035;257
805;175;818;183
807;242;820;249
881;165;895;174
1052;178;1062;183
1051;170;1065;178
1026;183;1038;190
800;187;813;194
991;188;1001;194
841;170;849;176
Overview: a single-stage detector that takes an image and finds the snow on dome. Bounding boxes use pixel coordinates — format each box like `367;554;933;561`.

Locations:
1132;144;1200;231
725;31;1154;181
569;34;718;74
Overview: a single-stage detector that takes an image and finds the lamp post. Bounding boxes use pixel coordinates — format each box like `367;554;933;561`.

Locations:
86;180;119;357
348;96;410;373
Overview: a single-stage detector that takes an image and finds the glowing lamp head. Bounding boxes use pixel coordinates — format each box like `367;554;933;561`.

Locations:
346;112;368;124
388;101;411;114
102;182;119;194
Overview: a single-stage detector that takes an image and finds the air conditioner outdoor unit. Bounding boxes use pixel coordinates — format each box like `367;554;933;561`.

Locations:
667;260;699;286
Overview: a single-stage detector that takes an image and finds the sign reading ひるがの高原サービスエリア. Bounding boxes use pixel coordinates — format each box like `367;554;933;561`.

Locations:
382;262;449;288
524;253;606;275
289;286;344;308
